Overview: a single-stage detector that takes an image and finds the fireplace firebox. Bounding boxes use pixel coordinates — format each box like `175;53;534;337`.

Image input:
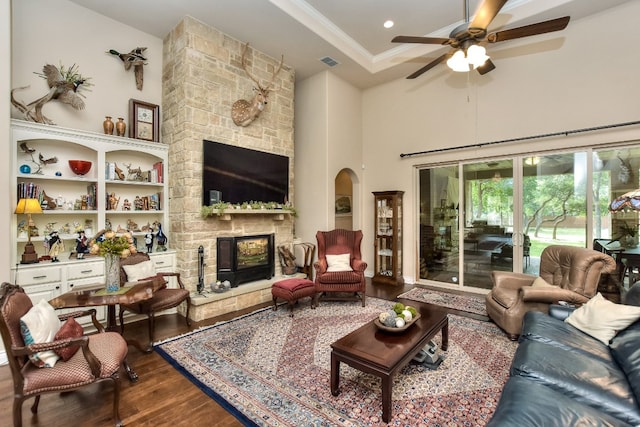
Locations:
217;234;275;287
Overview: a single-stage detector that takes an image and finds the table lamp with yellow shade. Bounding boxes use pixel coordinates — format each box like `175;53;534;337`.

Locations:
15;198;43;264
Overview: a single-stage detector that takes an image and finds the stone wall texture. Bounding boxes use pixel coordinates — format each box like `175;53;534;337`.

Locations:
162;16;296;308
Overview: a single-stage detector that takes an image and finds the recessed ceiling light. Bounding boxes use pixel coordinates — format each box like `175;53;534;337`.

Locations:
383;20;394;29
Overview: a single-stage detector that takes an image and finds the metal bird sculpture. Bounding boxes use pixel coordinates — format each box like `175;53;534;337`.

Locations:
10;63;92;125
108;47;147;90
39;153;58;165
19;142;36;153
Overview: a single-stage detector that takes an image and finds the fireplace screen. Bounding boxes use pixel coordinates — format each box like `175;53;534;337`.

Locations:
236;237;270;269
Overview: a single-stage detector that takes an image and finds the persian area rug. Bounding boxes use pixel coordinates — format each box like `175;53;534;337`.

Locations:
398;287;489;319
155;297;516;427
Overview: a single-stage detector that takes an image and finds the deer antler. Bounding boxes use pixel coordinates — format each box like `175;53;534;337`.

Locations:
232;43;285;127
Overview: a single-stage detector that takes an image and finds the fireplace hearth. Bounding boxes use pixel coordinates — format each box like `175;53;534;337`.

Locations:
217;234;275;287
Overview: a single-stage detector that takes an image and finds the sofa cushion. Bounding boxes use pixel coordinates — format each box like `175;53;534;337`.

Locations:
520;310;613;362
487;376;632;427
565;293;640;344
610;321;640;404
510;339;640;425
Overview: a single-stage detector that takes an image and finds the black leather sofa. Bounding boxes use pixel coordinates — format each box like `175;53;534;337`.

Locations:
487;290;640;426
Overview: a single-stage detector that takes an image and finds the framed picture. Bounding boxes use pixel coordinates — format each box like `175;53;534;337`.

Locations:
335;194;352;215
129;99;159;142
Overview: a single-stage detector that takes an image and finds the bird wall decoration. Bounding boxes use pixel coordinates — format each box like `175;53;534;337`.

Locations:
10;63;92;125
108;47;147;90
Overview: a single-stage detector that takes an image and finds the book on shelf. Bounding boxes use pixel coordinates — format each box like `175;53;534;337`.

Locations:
152;161;163;183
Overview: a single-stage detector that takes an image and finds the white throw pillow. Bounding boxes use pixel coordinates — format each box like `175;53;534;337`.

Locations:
326;253;353;272
20;299;61;367
122;260;156;282
565;293;640;345
531;276;554;288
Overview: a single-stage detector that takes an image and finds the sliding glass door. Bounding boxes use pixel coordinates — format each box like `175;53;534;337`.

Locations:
418;150;596;291
418;165;460;285
462;159;514;289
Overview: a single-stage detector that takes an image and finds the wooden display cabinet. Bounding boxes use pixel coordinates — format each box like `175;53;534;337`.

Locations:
373;191;404;286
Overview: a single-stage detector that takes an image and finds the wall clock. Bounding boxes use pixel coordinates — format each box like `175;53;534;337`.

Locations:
129;99;159;142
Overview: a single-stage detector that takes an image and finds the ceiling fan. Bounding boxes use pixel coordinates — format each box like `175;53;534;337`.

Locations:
392;0;570;79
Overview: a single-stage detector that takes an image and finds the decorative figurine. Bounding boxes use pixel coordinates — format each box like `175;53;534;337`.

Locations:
134;195;144;211
108;192;120;210
107;47;147;90
144;232;154;253
75;230;89;259
156;223;167;251
10;63;92;125
122;198;131;211
48;231;64;262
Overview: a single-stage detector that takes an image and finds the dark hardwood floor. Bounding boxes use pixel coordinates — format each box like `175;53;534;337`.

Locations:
0;281;416;427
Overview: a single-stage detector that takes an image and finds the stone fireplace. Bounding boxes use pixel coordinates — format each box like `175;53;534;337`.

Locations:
161;16;296;321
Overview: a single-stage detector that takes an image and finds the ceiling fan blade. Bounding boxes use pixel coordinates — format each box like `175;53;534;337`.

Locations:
407;54;448;79
487;16;570;43
392;35;450;45
469;0;508;31
476;59;496;75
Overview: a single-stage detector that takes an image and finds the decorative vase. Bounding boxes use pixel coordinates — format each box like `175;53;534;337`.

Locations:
116;117;126;137
156;223;167;251
621;234;637;249
104;253;120;292
103;116;114;135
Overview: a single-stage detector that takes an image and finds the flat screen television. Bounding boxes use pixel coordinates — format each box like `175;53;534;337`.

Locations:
202;140;289;205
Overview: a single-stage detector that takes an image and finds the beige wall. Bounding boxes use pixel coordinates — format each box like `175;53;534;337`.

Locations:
294;72;329;244
294;71;363;245
11;0;163;133
361;1;640;282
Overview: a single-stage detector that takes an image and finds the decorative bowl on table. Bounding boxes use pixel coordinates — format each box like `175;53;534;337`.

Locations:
374;302;420;333
374;313;421;333
68;160;92;176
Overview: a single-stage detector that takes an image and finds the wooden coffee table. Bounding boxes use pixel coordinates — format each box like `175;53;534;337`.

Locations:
330;303;448;423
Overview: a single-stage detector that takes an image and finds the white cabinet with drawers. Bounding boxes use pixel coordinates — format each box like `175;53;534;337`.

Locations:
14;259;106;324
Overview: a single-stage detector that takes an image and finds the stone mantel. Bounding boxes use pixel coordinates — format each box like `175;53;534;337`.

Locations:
206;209;294;221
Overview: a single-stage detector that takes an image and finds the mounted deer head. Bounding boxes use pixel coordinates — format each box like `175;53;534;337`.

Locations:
231;43;284;127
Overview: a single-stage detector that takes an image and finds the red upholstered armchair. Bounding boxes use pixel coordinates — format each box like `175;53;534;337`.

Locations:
314;229;367;306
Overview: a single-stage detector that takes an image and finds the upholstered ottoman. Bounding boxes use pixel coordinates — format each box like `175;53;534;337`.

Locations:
271;278;316;316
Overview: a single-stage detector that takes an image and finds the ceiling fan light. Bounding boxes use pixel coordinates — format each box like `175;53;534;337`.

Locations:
467;44;489;67
447;50;469;72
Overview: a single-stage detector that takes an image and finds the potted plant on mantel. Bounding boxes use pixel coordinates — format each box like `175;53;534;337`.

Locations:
200;201;297;218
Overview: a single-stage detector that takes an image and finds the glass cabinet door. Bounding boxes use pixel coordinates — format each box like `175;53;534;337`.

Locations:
373;191;404;286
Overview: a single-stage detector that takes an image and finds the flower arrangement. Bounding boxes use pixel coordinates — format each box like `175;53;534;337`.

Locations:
89;229;137;259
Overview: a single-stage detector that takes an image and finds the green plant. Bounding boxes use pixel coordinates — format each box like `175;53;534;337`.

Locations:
200;202;230;218
201;201;297;218
619;222;638;237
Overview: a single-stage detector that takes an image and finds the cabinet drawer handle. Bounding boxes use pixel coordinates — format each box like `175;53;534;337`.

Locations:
156;261;165;265
80;270;93;274
33;275;47;279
